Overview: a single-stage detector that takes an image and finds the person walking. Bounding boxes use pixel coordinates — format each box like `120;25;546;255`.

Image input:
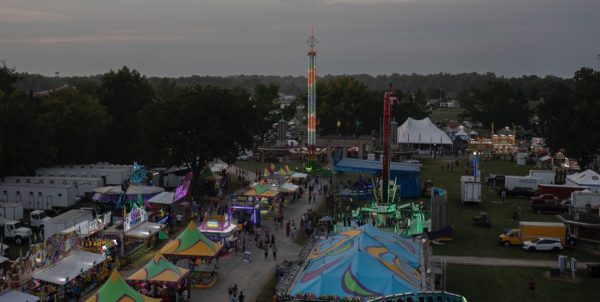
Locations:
528;278;535;297
264;246;269;260
270;233;275;247
286;220;291;237
272;245;277;260
239;291;245;302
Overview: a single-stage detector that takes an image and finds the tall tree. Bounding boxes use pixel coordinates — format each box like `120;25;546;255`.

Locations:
0;64;50;176
38;88;112;164
98;66;155;163
249;83;279;144
460;81;531;129
316;76;380;136
139;85;254;197
538;68;600;166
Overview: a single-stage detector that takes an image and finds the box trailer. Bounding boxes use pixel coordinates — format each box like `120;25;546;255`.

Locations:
569;191;600;210
505;176;542;191
529;170;556;185
538;184;586;200
460;176;482;203
36;167;130;185
498;221;567;246
43;209;95;240
0;203;24;221
0;183;78;210
0;176;104;197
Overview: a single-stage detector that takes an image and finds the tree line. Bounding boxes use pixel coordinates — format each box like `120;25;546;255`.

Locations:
0;64;292;178
2;63;598;174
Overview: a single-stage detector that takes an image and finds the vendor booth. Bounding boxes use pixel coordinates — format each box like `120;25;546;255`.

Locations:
127;253;190;301
0;290;40;302
101;204;166;264
85;270;160;302
199;211;237;251
230;195;261;228
160;221;223;289
147;192;188;226
32;250;109;300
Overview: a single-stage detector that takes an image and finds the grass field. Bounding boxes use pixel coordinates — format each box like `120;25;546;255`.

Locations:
446;265;600;302
420;158;600;261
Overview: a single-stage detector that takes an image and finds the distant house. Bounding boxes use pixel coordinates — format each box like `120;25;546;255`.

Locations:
439;99;457;108
33;84;70;97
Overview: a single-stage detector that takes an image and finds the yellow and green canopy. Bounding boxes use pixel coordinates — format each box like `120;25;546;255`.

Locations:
86;270;160;302
128;253;190;283
160;221;223;258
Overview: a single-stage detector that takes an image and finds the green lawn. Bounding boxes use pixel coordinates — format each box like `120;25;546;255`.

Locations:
420;158;600;261
447;265;600;302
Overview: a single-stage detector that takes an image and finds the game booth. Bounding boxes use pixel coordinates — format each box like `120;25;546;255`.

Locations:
160;221;223;289
244;183;279;219
199;210;238;253
6;232;113;301
127;253;191;301
102;203;166;264
230;195;261;230
85;270;159;302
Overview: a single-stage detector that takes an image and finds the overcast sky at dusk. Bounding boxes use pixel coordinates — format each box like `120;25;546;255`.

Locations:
1;0;599;77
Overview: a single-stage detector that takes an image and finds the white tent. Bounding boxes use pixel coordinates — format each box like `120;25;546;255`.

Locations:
566;169;600;192
148;191;176;205
397;117;453;145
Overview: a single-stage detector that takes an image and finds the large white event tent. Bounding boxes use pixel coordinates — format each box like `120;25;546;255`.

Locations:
397;117;453;145
566;169;600;192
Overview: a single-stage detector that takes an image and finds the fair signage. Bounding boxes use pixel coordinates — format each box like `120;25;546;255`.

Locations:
124;205;147;232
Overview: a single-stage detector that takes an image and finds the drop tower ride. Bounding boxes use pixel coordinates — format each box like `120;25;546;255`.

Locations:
306;28;318;172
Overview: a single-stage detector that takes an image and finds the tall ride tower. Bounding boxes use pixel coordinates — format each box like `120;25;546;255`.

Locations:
306;28;318;171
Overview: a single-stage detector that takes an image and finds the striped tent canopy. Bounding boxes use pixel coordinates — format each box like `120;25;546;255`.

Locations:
85;270;160;302
160;221;223;258
128;253;190;283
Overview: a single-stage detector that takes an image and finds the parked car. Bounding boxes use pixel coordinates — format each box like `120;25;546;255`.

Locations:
530;194;559;204
530;199;569;214
522;237;563;252
237;154;250;161
500;187;536;198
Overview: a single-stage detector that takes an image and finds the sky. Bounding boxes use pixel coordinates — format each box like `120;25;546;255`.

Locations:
1;0;599;78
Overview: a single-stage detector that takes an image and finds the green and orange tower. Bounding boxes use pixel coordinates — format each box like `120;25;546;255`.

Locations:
306;27;318;172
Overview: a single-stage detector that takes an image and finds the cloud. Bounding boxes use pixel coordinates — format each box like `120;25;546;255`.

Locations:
0;33;190;45
319;0;423;4
0;7;62;22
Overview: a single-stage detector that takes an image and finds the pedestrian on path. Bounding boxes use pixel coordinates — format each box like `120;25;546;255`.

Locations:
528;278;535;297
270;233;275;247
272;245;277;260
239;291;245;302
264;246;269;260
286;220;291;237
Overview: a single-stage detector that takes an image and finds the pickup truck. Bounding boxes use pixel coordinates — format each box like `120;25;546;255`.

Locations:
530;199;569;214
530;194;559;204
499;187;536;198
